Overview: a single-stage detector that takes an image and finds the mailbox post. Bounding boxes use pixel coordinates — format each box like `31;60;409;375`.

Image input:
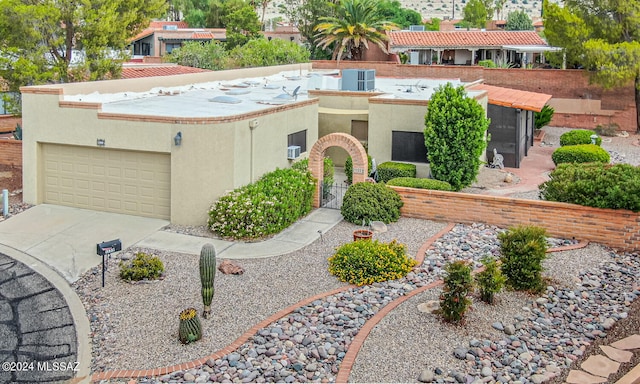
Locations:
97;239;122;287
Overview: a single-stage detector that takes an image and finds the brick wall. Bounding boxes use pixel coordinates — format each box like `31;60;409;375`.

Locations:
0;116;21;132
312;61;637;131
0;140;22;166
391;186;640;252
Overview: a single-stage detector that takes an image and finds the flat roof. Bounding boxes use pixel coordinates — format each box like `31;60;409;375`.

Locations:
62;70;476;118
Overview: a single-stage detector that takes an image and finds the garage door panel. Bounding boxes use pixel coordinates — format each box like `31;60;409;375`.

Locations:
43;145;170;219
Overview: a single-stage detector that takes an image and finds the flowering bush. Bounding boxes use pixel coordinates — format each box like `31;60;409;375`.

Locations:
328;240;417;286
207;168;315;239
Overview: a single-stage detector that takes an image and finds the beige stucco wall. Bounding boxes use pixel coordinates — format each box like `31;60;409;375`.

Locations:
21;63;319;225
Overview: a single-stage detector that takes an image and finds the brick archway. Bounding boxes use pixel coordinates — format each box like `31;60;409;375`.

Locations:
309;133;368;208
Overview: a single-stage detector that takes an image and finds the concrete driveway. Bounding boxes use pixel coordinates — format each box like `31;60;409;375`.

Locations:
0;204;169;283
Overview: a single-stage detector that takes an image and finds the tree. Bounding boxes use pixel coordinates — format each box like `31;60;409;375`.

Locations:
314;0;397;62
0;0;166;100
279;0;336;59
424;83;489;191
543;0;640;132
505;10;533;30
229;38;310;67
494;0;507;20
462;0;489;29
223;3;262;49
165;41;229;70
377;0;422;29
425;18;441;31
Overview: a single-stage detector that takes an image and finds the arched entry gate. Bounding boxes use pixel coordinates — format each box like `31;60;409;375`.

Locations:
308;133;368;209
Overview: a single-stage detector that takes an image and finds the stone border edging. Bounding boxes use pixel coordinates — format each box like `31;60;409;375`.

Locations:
91;229;590;382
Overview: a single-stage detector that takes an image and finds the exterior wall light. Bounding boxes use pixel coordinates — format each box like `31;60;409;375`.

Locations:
590;134;598;144
174;131;182;146
97;139;105;147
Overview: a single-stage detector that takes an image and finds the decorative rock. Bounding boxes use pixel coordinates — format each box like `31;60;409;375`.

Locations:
417;369;434;383
454;348;468;360
417;301;440;314
492;322;504;331
481;366;492;377
218;260;244;275
370;221;387;233
183;373;196;382
504;324;516;335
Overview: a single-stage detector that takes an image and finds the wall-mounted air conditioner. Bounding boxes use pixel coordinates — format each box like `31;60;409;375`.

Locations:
287;145;301;159
341;69;375;91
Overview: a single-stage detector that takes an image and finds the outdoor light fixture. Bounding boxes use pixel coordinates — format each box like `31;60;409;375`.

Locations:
174;131;182;146
590;134;598;145
97;138;105;147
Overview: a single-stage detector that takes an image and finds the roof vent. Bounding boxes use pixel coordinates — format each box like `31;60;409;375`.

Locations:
209;96;242;104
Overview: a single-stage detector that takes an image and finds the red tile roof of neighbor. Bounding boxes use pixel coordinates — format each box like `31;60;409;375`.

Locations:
390;30;548;48
120;65;211;79
470;83;552;112
149;21;189;29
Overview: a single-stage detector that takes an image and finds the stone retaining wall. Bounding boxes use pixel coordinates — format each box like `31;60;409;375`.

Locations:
391;186;640;252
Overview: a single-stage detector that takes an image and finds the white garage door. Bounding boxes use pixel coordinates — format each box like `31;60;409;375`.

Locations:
42;144;170;219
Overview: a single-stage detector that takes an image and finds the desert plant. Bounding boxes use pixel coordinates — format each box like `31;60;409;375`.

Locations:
386;177;453;191
208;168;315;239
478;59;497;68
498;225;548;292
328;239;417;286
439;260;474;323
534;105;554;129
341;182;403;224
12;123;22;140
376;162;417;183
199;243;217;319
119;252;164;281
559;129;602;146
539;162;640;211
594;123;619;137
475;256;506;304
424;83;489;191
178;308;203;344
551;144;610;165
345;154;372;184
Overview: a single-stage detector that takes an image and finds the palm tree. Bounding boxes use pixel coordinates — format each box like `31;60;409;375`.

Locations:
314;0;397;62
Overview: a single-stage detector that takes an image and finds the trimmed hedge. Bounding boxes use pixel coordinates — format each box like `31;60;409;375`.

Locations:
386;177;453;191
341;182;403;224
551;144;610;165
559;129;602;146
208;168;315;239
376;162;417;183
345;154;372;184
328;240;417;286
539;162;640;212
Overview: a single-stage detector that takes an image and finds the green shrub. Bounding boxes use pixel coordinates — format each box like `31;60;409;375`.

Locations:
475;256;506;304
119;252;164;281
534;105;554;129
551;144;610;165
208;168;315;239
594;123;619;137
341;182;403;224
478;59;496;68
424;83;489;191
328;240;417;286
498;225;548;292
293;157;334;199
345;154;373;184
376;162;417;183
439;260;474;323
559;129;602;146
539;163;640;211
386;177;453;191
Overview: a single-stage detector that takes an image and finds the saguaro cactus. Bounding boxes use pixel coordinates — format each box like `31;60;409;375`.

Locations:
178;308;202;344
200;243;217;319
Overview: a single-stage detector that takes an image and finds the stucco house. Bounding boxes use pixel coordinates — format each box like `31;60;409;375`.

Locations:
23;64;551;225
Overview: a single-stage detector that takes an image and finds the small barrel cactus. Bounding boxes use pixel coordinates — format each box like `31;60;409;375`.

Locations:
200;243;217;319
178;308;202;344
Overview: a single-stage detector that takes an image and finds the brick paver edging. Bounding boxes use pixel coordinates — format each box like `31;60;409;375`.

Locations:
334;237;590;382
91;229;588;382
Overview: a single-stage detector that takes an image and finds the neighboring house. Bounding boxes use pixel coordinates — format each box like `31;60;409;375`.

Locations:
129;21;226;58
389;30;558;66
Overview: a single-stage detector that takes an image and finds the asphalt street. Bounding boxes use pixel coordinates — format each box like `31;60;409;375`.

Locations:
0;252;78;384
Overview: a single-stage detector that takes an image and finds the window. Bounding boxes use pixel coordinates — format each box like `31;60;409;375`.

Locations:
391;131;428;163
288;130;307;153
165;43;182;53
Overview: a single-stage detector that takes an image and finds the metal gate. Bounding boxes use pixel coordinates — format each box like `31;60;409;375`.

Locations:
320;181;348;209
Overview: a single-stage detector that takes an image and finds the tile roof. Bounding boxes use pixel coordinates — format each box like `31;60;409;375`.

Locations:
191;31;214;39
469;83;552;112
390;31;548;49
120;65;211;79
149;21;189;29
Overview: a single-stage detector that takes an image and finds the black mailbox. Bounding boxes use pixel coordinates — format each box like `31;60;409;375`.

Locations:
97;239;122;256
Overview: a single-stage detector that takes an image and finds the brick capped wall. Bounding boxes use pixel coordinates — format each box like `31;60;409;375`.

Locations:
391;186;640;252
0;116;21;132
0;140;22;166
312;61;637;131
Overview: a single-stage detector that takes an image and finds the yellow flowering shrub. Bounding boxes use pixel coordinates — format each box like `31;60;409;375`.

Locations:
328;240;417;286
